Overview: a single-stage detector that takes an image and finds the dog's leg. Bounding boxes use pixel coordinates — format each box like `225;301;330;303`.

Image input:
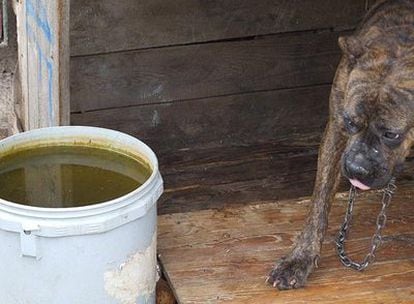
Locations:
268;99;347;290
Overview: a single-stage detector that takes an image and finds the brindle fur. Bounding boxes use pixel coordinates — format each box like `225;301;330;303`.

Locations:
268;0;414;290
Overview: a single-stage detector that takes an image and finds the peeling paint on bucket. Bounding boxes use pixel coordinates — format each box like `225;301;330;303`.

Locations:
105;233;158;304
0;126;163;304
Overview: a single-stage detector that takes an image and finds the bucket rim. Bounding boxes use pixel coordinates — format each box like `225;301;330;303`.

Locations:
0;126;163;219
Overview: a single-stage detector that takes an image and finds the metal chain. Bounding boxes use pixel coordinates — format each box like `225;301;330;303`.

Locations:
335;178;397;271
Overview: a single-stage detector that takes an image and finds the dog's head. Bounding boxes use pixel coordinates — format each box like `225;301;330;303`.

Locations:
338;29;414;190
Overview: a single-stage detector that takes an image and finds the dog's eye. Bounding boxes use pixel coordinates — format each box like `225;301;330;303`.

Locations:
383;132;400;140
344;116;360;134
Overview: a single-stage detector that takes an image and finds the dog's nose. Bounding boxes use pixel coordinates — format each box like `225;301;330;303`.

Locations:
345;153;370;178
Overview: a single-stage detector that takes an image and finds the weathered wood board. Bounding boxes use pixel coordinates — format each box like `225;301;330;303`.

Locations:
70;30;345;113
70;0;367;56
157;138;322;215
158;182;414;303
71;85;330;153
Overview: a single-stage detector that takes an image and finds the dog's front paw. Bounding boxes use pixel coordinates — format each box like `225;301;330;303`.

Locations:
267;255;317;290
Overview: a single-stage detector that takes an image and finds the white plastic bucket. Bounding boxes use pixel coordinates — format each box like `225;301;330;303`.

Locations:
0;126;163;304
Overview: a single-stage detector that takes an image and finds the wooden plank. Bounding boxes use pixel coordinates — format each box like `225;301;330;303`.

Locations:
169;262;414;304
162;142;320;190
159;154;414;215
158;135;323;170
0;0;20;139
160;175;316;215
163;148;317;190
158;189;414;251
70;30;345;113
57;0;70;127
158;182;414;303
70;0;366;57
72;85;330;152
160;147;414;215
15;0;70;130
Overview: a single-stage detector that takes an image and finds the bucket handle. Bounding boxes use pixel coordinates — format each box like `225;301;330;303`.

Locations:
20;223;40;259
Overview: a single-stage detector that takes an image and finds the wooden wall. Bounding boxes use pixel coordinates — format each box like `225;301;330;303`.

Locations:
70;1;376;214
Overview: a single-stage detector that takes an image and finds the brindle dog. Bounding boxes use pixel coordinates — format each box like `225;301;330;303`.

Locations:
267;0;414;290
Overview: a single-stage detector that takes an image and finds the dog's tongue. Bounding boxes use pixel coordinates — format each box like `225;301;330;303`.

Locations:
349;179;371;190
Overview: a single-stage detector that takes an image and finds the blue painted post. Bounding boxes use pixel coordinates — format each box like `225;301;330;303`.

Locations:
15;0;70;130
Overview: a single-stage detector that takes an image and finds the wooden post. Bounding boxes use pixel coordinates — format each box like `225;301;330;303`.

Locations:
15;0;70;130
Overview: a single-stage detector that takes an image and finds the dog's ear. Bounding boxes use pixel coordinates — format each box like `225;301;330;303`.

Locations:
338;36;365;63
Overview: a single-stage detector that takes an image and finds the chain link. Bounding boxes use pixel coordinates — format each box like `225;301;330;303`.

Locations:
335;178;396;271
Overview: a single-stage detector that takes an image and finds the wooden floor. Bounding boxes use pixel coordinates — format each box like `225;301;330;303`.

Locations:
158;180;414;303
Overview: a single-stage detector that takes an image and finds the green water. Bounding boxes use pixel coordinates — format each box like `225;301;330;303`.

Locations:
0;145;151;208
